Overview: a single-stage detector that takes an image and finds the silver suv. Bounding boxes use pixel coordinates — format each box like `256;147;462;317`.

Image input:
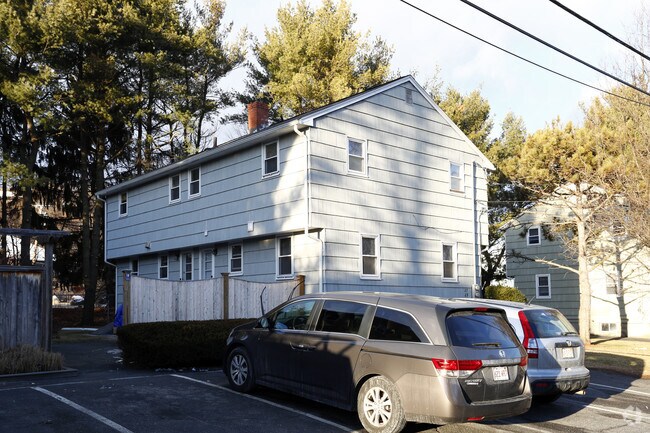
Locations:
224;292;531;432
466;298;590;403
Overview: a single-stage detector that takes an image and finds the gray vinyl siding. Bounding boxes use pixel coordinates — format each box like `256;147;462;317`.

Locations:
505;213;580;327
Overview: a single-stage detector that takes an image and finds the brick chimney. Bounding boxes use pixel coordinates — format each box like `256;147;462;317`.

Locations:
247;101;269;134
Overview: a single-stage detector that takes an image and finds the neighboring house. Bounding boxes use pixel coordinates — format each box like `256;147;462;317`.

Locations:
97;76;494;307
505;201;650;338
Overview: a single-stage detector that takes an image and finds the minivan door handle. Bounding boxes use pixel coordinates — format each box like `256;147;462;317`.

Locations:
290;343;316;351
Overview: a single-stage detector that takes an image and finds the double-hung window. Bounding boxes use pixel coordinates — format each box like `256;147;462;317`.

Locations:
183;252;193;280
360;235;380;278
263;141;279;176
119;192;128;216
230;244;243;275
202;249;213;279
449;162;463;192
188;167;201;198
527;226;541;245
159;255;169;279
169;174;181;203
348;138;367;175
442;243;457;281
536;274;551;298
131;259;139;276
277;237;292;278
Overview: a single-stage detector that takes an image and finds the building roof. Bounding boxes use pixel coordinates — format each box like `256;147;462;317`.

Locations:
97;75;494;198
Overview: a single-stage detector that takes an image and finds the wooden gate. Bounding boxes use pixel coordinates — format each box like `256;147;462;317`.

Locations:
0;267;46;350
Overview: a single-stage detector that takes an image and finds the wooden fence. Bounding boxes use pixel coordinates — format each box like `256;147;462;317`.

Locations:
124;273;304;325
0;267;46;351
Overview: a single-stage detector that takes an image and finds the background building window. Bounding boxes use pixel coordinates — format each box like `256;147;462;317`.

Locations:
527;226;541;245
182;252;193;280
449;162;463;192
277;237;292;277
348;138;366;174
536;274;551;298
159;255;168;279
263;142;278;175
202;250;213;279
131;259;139;276
119;192;128;216
170;174;180;203
230;244;243;274
361;235;379;278
442;243;457;281
188;168;201;197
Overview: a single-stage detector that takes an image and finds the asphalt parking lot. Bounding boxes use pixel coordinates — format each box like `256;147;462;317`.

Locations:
0;331;649;433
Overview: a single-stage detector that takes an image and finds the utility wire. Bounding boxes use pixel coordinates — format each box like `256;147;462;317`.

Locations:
397;0;650;108
549;0;650;63
458;0;650;99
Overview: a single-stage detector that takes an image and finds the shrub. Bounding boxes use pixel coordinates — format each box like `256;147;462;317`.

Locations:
0;345;64;375
116;319;254;369
484;285;527;303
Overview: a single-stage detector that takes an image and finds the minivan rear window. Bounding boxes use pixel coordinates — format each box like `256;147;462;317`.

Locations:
446;310;519;349
524;309;577;338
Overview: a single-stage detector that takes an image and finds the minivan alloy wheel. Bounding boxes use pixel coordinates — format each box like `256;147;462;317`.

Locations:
364;386;392;427
226;347;255;393
357;376;406;433
230;353;248;386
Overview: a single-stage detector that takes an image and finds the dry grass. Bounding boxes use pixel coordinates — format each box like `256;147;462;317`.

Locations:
0;345;64;375
585;338;650;379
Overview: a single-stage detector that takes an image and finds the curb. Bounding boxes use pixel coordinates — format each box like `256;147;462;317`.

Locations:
0;367;79;382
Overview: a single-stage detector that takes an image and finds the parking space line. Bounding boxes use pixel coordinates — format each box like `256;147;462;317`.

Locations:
494;419;553;433
33;387;134;433
591;382;650;397
561;399;650;421
171;374;353;432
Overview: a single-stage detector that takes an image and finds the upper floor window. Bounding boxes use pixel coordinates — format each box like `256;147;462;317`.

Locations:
230;244;243;275
361;235;380;279
527;226;541;245
183;252;193;280
119;192;128;216
202;249;213;279
263;141;279;176
188;167;201;198
169;174;181;203
449;162;463;192
277;237;293;278
442;243;457;281
159;255;169;279
348;138;367;175
536;274;551;299
405;88;413;105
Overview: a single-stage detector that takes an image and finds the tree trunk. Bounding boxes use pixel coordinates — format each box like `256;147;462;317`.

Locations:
576;214;592;345
19;114;40;265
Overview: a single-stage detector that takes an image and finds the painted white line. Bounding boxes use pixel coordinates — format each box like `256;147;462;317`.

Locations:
33;387;134;433
495;419;553;433
562;399;650;422
172;374;352;432
591;382;650;398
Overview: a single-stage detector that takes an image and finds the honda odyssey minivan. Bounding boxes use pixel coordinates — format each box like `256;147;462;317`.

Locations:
224;292;531;433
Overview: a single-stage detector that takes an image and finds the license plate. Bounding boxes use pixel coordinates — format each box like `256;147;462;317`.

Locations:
562;347;574;358
493;366;509;381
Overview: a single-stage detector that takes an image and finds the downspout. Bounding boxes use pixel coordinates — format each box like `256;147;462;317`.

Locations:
472;162;479;298
293;125;324;293
95;193;119;305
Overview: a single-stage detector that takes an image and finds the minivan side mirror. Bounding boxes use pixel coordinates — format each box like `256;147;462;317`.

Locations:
259;317;271;329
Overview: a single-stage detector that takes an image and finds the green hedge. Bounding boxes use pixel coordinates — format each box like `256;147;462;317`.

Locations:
116;319;254;369
484;285;527;303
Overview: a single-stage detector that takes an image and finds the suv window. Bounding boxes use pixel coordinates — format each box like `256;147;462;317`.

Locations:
315;300;369;335
446;310;519;349
271;300;315;330
524;309;577;338
369;307;428;343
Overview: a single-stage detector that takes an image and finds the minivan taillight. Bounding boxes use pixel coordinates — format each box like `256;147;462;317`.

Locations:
518;311;539;358
432;358;483;378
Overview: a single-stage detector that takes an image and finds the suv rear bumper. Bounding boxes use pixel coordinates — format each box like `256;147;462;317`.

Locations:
530;374;590;395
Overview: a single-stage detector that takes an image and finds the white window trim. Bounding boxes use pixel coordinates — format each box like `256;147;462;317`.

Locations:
360;234;381;279
169;174;181;204
347;137;368;176
182;251;193;280
449;161;464;193
527;226;541;246
201;249;214;279
229;243;243;276
276;236;293;279
262;140;280;177
441;242;458;282
159;255;169;280
536;274;552;299
119;192;128;217
188;167;201;199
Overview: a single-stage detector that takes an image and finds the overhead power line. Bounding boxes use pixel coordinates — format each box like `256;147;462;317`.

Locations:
457;0;650;99
397;0;650;108
549;0;650;63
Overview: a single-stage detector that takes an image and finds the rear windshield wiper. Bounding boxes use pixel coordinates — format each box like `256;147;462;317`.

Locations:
472;342;501;347
562;331;579;336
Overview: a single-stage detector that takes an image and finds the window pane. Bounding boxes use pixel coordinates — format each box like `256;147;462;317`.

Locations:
369;307;426;342
442;245;453;261
349;140;363;157
446;311;519;348
450;163;461;178
265;142;277;158
362;237;375;255
450;177;462;191
443;262;455;279
231;258;242;272
316;301;369;334
349;155;364;172
362;257;376;275
272;300;315;330
279;238;291;256
279;257;292;275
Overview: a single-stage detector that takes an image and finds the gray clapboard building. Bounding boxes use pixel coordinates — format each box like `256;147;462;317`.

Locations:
98;76;494;307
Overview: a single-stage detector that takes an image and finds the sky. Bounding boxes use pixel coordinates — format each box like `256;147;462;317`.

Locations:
216;0;648;143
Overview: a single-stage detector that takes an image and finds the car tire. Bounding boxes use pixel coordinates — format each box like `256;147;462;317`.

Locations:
533;392;562;404
226;347;255;393
357;376;407;433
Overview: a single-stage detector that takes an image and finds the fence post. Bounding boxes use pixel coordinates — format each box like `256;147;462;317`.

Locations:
222;273;229;319
123;271;131;325
297;274;305;296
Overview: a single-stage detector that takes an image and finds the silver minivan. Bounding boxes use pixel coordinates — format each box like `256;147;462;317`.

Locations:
225;292;531;432
466;299;590;403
